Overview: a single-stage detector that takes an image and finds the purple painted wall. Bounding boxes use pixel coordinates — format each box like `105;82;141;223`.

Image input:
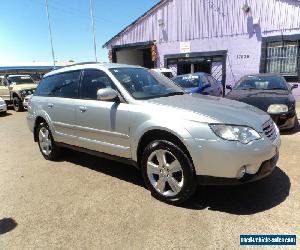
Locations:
105;0;300;99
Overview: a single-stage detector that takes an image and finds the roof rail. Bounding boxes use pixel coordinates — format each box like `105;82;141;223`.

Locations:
62;61;100;68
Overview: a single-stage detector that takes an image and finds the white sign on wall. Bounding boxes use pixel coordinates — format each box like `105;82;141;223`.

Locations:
180;42;191;53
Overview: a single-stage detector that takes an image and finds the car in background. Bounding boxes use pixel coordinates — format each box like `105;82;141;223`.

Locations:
0;75;37;112
172;73;223;96
0;97;7;115
28;63;280;205
226;74;298;130
23;94;33;109
152;68;175;78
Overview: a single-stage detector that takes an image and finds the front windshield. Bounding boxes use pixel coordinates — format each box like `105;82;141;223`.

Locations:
173;75;200;88
8;76;34;85
235;76;288;90
109;68;184;100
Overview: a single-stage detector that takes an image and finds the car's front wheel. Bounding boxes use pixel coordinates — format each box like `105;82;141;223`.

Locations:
37;123;60;161
13;97;24;112
141;140;197;205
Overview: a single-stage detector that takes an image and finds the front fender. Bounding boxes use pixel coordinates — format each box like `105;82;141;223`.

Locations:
130;120;193;162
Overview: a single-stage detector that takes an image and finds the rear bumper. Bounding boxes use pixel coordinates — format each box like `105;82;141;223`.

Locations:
197;153;279;185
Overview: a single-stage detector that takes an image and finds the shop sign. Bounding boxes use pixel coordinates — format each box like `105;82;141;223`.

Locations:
180;42;191;53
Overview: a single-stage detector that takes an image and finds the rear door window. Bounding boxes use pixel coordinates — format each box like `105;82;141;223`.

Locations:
35;76;58;96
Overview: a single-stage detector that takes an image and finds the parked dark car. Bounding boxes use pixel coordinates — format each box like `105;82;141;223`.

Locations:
226;74;298;130
172;73;223;96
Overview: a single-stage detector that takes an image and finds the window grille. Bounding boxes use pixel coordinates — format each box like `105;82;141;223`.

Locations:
265;41;298;75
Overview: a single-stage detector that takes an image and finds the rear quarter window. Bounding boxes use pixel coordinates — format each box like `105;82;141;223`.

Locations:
34;76;56;96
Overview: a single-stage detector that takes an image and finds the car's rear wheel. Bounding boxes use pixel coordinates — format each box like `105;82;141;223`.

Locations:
37;123;60;161
13;97;24;112
141;140;197;205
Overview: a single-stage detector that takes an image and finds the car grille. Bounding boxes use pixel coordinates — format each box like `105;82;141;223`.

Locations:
262;119;277;141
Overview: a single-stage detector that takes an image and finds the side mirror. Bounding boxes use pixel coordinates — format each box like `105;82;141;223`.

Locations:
226;85;233;90
291;84;298;90
97;88;119;102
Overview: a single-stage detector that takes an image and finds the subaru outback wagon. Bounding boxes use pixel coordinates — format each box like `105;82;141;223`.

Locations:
27;63;280;204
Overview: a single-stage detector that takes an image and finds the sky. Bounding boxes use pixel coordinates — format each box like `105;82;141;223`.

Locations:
0;0;160;63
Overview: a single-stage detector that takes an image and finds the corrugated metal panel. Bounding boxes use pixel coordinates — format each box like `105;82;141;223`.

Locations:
107;0;300;47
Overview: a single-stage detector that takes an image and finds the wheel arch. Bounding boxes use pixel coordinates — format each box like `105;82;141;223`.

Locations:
136;129;193;168
33;112;54;142
33;116;47;142
12;92;21;99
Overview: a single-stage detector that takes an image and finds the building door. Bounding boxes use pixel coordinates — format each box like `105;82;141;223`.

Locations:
177;63;192;75
194;62;211;74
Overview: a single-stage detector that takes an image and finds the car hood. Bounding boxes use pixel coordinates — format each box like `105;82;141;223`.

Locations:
11;83;37;90
226;90;294;111
146;94;270;131
184;87;199;93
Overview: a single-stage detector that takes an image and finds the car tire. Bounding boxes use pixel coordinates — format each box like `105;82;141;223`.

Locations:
37;122;60;161
141;140;197;205
13;97;24;112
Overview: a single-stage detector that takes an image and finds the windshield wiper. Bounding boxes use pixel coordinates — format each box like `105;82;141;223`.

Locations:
267;88;286;90
161;92;185;97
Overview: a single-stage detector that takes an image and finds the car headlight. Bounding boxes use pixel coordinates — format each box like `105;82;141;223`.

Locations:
267;104;288;114
21;90;27;96
210;124;261;144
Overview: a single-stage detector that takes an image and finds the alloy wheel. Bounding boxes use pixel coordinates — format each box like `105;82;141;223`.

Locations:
38;127;52;156
147;149;184;197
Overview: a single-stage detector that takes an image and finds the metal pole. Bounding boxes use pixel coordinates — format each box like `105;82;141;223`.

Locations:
45;0;56;69
89;0;98;62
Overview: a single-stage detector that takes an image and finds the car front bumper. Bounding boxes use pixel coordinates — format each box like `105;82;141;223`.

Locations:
185;132;280;183
197;153;279;185
270;110;296;130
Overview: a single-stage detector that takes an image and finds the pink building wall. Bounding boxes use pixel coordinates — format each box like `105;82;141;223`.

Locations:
105;0;300;99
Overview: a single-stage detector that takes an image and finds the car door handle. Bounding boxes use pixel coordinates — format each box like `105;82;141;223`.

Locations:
47;103;53;108
79;106;87;112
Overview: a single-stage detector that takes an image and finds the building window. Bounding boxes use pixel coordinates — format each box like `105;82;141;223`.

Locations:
265;41;299;75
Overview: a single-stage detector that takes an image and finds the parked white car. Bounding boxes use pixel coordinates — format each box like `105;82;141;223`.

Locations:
23;94;32;109
0;97;7;115
152;68;175;78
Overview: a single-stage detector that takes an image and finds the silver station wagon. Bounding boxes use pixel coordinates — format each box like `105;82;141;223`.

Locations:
27;63;281;204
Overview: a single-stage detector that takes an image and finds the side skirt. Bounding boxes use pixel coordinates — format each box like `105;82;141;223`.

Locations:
56;142;139;169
